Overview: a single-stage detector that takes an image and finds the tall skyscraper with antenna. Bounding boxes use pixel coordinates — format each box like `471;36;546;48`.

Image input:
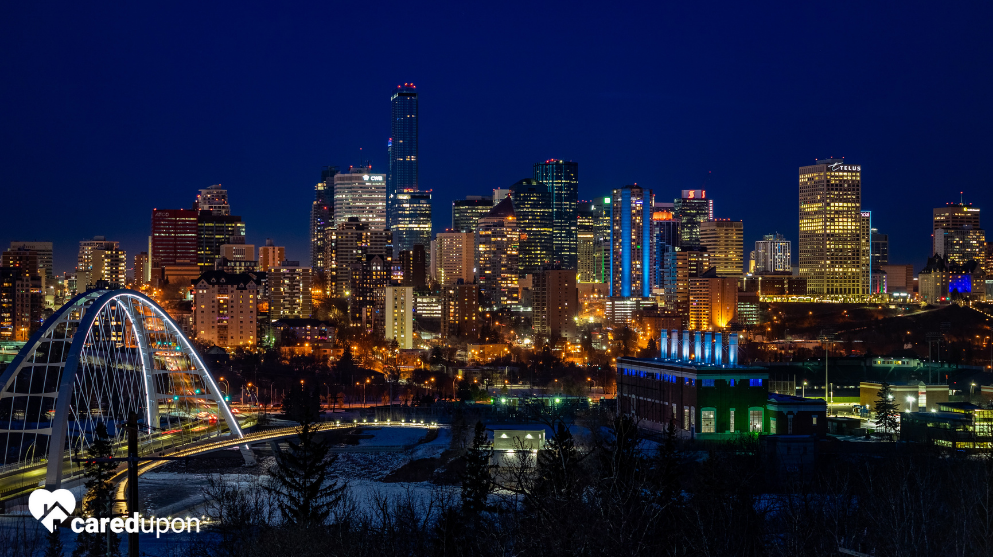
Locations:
388;83;419;230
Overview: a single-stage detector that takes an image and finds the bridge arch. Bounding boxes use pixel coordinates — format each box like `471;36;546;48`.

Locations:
0;290;250;488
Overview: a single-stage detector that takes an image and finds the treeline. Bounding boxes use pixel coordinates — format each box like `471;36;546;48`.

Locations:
176;407;993;557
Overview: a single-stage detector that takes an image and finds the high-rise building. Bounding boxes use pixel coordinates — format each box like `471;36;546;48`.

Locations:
933;202;985;268
610;185;653;298
196;184;230;215
593;196;612;284
799;159;865;296
384;286;414;349
258;239;286;272
268;261;313;319
452;196;492;233
441;282;479;339
0;249;42;340
311;166;338;270
492;188;510;206
534;160;579;269
435;232;474;285
151;208;198;279
8;242;53;281
349;255;388;331
577;201;599;283
197;213;245;272
388;84;418;228
752;234;791;274
870;228;889;269
326;219;393;298
699;220;744;278
475;197;520;308
192;270;259;349
688;270;738;331
334;166;387;230
533;269;578;340
394;190;432;253
400;245;426;288
509;179;553;276
76;237;126;289
650;205;680;289
673;190;713;248
860;211;872;294
661;246;710;316
133;252;149;288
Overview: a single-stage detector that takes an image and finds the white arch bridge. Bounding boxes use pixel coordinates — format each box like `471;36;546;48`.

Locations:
0;289;253;496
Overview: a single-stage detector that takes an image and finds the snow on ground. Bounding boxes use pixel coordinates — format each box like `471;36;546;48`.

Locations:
354;426;431;447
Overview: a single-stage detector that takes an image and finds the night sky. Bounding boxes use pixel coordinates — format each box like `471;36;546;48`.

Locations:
2;2;991;275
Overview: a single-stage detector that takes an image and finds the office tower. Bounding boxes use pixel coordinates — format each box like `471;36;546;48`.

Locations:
400;245;426;288
349;255;388;330
533;269;578;340
334;166;387;229
269;261;313;319
151;208;199;278
326;219;393;297
452;196;492;232
577;202;598;283
196;184;230;215
475;197;520;308
394;190;432;253
435;231;474;285
492;189;510;205
799;159;865;296
133;252;149;288
673;190;713;248
699;220;744;277
688;270;738;331
442;283;480;339
259;239;286;271
870;228;889;269
8;242;53;281
933;202;985;267
860;211;872;294
661;246;710;315
650;205;680;289
385;286;414;349
610;185;653;298
509;179;553;276
593;196;612;284
311;165;338;270
534;160;579;268
752;234;791;274
192;270;259;349
388;84;419;229
197;213;245;272
880;264;914;295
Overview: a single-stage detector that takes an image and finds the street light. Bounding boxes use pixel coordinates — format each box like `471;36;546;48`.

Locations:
802;381;807;398
906;395;915;413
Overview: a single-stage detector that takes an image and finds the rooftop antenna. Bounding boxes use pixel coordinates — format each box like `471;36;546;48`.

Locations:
961;191;964;204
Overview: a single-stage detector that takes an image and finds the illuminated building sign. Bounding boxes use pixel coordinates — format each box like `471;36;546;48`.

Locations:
362;175;384;181
827;162;861;172
681;189;706;199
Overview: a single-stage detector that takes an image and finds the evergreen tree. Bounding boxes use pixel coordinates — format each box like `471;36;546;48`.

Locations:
875;381;900;438
461;421;495;517
271;405;345;526
44;526;64;557
72;422;121;557
529;421;582;513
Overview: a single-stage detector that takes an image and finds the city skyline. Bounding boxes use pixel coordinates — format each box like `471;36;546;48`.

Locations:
3;4;993;274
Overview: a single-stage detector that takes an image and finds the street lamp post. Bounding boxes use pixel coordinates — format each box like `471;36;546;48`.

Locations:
802;381;806;399
906;395;915;413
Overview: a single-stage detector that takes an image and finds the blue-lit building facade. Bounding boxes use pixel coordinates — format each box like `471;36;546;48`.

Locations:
610;185;652;297
394;190;432;253
651;204;680;291
388;84;419;229
534;160;578;269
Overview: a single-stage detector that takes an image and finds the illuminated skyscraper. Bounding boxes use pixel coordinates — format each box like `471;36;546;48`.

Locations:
394;190;432;252
311;166;338;270
610;185;652;298
699;220;744;277
673;190;713;248
650;204;680;289
534;160;578;269
798;159;865;296
388;83;418;228
195;185;230;215
452;196;492;232
577;201;599;283
434;231;474;285
752;233;791;274
509;179;553;276
334;166;387;230
326;219;392;298
933;201;985;267
475;197;520;308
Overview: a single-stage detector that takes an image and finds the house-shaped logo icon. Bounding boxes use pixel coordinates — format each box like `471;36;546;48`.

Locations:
29;488;76;533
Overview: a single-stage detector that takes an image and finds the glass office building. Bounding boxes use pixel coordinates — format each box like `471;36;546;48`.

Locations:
388;84;418;228
509;179;553;276
534;160;578;269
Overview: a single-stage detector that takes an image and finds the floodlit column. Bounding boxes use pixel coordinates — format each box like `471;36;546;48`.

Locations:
682;330;690;362
715;332;723;365
694;331;702;362
704;332;713;364
729;332;739;366
670;329;679;360
660;329;669;359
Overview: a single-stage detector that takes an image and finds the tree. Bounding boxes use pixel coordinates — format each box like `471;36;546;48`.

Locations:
44;526;64;557
336;345;355;375
461;421;495;517
875;381;900;439
270;406;346;526
72;422;121;557
529;421;583;513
